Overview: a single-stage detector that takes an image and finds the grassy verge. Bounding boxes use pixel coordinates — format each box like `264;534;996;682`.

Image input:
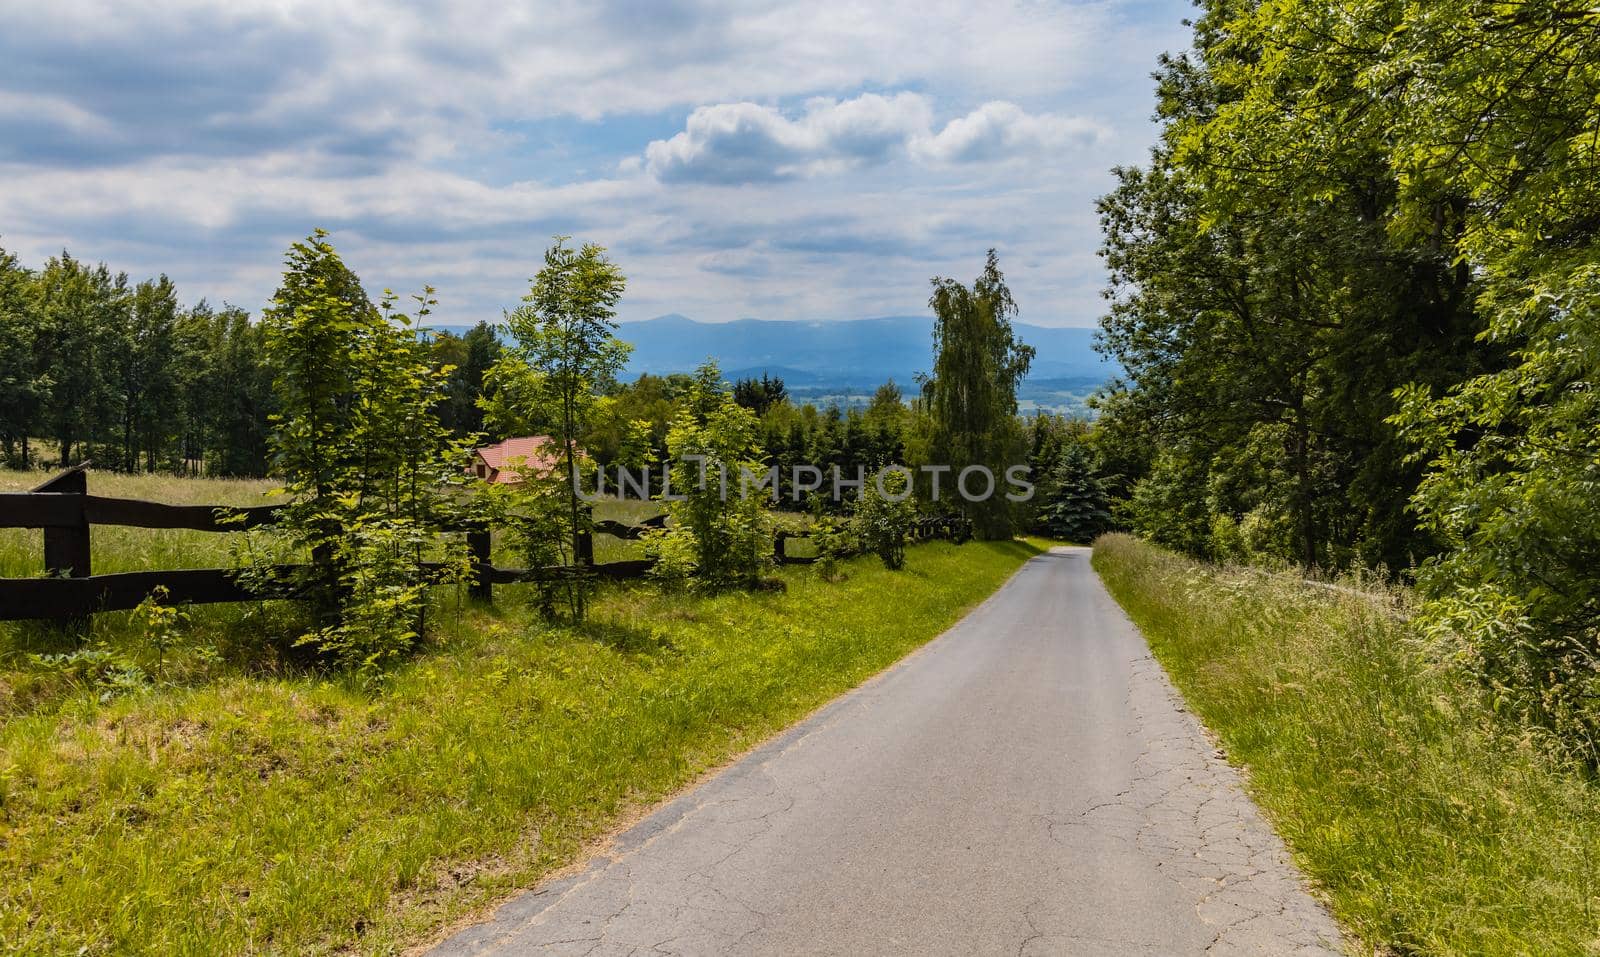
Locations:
1;533;1041;955
1092;533;1600;956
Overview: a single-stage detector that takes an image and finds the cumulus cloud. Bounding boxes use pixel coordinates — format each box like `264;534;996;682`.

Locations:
0;0;1192;326
644;93;932;183
644;94;1105;184
911;101;1109;164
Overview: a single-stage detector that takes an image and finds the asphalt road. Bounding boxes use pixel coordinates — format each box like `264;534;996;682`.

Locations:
432;546;1345;956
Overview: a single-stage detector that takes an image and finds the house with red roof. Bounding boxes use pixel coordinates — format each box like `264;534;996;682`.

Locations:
468;435;565;484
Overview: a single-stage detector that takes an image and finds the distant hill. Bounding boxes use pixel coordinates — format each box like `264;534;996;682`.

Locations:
426;314;1114;414
614;314;1113;386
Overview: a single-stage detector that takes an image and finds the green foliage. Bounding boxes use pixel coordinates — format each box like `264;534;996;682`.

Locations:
173;304;275;476
478;458;578;617
489;237;630;620
431;321;502;438
853;467;915;569
1040;444;1110;543
0;246;45;468
25;648;148;703
295;522;442;676
1096;0;1487;571
255;231;470;674
1097;0;1600;754
1120;450;1213;558
0;244;498;477
133;586;187;680
591;370;912;512
1393;265;1600;757
922;250;1034;539
650;362;773;587
731;373;788;415
807;515;856;581
35;252;128;466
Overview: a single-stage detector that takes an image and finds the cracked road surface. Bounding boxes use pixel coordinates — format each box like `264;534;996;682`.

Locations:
431;546;1345;956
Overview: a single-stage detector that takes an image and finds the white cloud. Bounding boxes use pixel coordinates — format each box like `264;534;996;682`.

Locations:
644;93;932;183
0;0;1114;165
0;0;1196;328
912;101;1109;164
643;94;1105;183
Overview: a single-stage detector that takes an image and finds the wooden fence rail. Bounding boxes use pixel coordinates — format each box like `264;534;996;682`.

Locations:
0;467;970;623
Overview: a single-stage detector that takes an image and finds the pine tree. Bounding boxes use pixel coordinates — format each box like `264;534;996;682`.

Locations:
0;246;43;468
1042;444;1111;544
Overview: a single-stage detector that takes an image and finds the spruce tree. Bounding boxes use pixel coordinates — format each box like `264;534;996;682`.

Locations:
1043;444;1111;544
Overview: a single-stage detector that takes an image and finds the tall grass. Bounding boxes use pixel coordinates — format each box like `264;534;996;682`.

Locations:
0;469;276;577
0;500;1041;955
1093;533;1600;956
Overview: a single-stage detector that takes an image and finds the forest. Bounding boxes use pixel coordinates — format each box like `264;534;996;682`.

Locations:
1092;0;1600;755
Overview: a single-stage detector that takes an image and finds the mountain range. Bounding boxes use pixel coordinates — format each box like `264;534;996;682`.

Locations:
431;313;1115;413
613;314;1111;387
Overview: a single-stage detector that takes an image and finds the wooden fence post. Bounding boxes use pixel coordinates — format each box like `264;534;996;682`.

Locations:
33;466;90;580
32;465;91;626
467;524;492;602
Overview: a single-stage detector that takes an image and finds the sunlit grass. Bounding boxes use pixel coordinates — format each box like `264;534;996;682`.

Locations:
0;469;276;577
0;501;1041;955
0;472;825;711
1093;533;1600;956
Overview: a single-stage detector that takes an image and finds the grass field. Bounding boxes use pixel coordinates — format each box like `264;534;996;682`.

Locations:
0;468;808;573
1093;533;1600;956
0;470;688;710
0;467;1041;954
0;470;277;577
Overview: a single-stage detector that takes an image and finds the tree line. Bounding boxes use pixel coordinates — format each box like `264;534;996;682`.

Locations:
1089;0;1600;756
0;242;1098;548
0;245;504;477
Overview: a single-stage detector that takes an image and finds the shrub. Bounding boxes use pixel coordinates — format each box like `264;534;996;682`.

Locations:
809;516;858;580
1394;267;1600;760
650;362;773;588
854;467;915;569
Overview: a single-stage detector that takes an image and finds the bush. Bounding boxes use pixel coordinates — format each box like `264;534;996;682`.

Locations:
1120;450;1213;555
854;467;915;569
650;362;773;588
1393;266;1600;759
809;517;857;580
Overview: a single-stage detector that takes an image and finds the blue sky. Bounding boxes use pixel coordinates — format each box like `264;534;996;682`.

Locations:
0;0;1193;328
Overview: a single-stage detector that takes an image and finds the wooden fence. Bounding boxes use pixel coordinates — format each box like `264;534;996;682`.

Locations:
0;468;971;622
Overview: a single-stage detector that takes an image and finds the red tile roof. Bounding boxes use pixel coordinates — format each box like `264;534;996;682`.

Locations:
470;435;563;484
